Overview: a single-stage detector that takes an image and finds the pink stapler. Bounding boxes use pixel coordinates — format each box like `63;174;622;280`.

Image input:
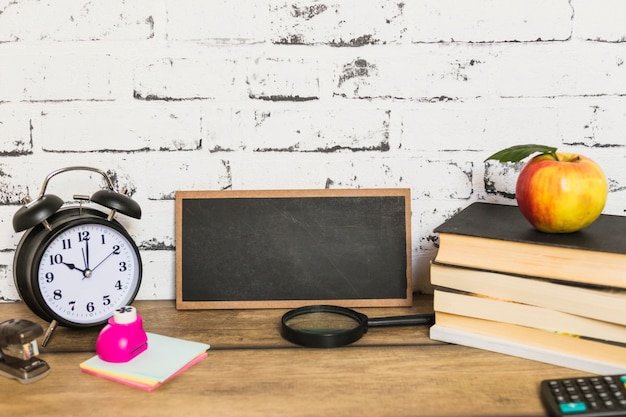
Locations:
96;306;148;363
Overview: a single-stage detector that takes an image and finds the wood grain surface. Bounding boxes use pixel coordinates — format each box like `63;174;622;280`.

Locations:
0;296;588;417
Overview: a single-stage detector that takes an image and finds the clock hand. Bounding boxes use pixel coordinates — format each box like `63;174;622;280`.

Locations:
62;262;90;278
83;238;91;270
82;248;88;270
90;249;117;273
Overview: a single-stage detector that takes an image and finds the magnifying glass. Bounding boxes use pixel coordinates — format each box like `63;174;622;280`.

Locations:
281;305;435;348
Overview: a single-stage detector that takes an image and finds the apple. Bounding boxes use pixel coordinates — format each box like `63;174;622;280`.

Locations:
486;145;608;233
515;152;608;233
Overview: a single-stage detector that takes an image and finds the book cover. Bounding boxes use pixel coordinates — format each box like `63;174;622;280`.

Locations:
434;202;626;254
80;333;210;391
430;312;626;375
430;262;626;325
432;203;626;287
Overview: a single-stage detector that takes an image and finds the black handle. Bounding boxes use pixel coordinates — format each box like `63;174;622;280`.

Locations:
367;313;435;328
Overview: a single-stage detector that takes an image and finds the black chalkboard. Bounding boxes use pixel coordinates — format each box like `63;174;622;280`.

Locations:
175;189;412;309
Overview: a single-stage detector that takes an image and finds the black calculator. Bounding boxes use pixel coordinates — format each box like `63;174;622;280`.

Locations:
541;375;626;416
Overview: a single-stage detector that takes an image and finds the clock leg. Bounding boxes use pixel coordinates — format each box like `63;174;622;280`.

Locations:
41;320;58;347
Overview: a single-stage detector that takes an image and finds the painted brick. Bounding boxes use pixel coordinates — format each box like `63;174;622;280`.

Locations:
402;96;626;153
405;0;572;43
35;102;202;152
269;0;406;45
133;54;246;100
333;42;626;100
118;152;232;200
412;200;468;292
247;56;320;101
229;154;329;189
0;52;125;101
401;100;561;152
250;107;390;152
203;105;391;153
166;0;266;42
555;97;626;148
0;161;31;205
484;161;521;198
572;0;626;42
204;108;251;152
0;106;32;155
0;0;158;42
0;252;17;301
400;158;473;200
0;206;22;251
129;200;175;249
135;250;175;300
231;154;471;200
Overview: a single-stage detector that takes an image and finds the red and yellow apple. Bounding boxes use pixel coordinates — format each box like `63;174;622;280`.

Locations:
515;152;608;233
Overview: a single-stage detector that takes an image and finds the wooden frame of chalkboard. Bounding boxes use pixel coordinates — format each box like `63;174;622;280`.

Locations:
175;188;412;309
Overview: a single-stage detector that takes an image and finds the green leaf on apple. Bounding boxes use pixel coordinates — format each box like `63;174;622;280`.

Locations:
484;144;558;162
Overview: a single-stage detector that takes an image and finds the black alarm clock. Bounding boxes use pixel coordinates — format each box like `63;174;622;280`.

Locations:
12;166;142;345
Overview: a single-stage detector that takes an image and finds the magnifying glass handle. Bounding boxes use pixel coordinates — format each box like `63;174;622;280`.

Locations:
367;313;435;328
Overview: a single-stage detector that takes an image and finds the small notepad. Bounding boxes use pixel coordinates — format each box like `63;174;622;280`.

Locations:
80;333;210;391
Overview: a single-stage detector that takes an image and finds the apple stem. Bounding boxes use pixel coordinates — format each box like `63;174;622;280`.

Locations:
551;152;559;161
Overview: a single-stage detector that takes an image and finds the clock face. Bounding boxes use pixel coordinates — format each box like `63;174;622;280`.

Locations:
35;221;141;325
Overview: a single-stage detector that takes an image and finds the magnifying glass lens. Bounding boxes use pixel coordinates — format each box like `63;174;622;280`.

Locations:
281;305;369;348
284;312;361;334
281;305;435;348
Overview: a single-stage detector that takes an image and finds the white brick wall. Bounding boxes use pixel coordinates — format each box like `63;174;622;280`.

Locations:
1;0;625;301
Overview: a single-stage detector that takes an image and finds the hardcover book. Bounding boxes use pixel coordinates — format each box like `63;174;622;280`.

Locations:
433;289;626;345
431;313;626;375
430;262;626;325
433;202;626;288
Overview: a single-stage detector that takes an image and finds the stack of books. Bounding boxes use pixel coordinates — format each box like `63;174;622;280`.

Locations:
429;202;626;374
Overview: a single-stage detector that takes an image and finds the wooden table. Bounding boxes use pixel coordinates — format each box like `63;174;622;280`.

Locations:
0;296;588;417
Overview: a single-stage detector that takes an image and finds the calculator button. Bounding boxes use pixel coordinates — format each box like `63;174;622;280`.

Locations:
559;402;587;413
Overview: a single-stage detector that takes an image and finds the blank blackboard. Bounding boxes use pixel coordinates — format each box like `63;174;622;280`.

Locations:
175;189;412;309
